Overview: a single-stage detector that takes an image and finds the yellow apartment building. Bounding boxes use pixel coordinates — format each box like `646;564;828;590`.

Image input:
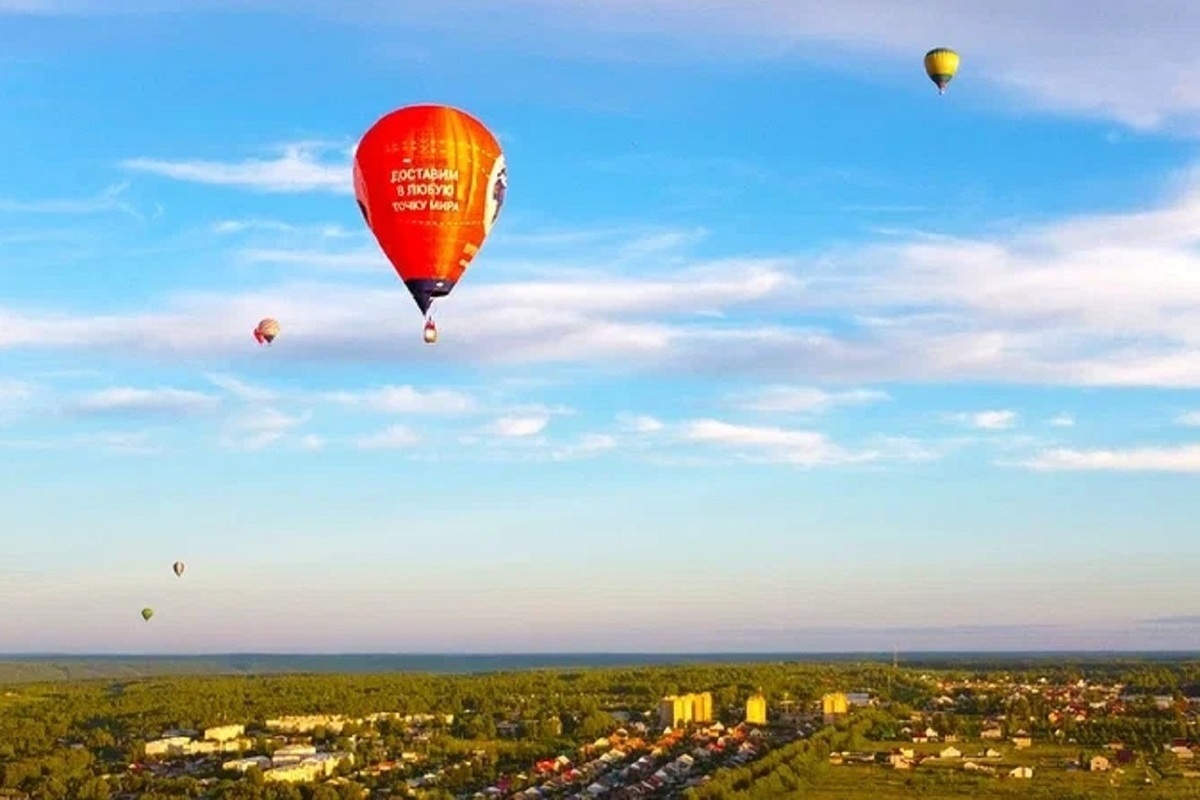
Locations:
745;691;767;725
822;692;849;725
658;691;714;728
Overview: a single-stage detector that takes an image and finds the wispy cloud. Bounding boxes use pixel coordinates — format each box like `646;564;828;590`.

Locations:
1177;411;1200;427
486;415;550;438
212;219;354;238
77;430;160;455
734;386;889;413
952;410;1018;430
679;419;872;466
68;386;220;417
1023;443;1200;473
1048;414;1075;427
0;380;36;422
550;433;617;460
11;1;1200;133
10;169;1200;390
1141;615;1200;627
619;414;665;433
205;373;277;403
220;406;310;451
0;182;139;217
326;385;478;415
0;429;163;455
121;142;350;194
354;424;421;450
238;248;383;272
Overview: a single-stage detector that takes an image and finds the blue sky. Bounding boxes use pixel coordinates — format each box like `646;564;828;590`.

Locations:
3;0;1200;654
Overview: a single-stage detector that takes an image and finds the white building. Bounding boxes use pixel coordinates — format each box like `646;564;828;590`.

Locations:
144;736;192;758
272;743;318;765
223;756;271;773
263;752;354;783
205;724;246;742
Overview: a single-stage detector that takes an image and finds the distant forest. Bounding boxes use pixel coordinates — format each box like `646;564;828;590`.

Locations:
2;651;1198;685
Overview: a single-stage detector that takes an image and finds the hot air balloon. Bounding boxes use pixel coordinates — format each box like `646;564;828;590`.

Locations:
354;104;508;344
141;607;154;622
924;47;960;94
254;318;280;345
173;561;185;578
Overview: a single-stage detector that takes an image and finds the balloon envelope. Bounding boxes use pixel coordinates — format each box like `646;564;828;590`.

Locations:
172;561;185;577
141;607;154;621
924;47;960;92
354;104;507;316
254;318;279;344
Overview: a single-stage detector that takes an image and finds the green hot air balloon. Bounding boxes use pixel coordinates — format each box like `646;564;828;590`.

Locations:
141;607;154;622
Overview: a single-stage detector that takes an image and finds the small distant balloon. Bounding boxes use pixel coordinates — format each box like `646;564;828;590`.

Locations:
141;608;154;622
924;47;960;94
254;318;280;345
172;561;185;577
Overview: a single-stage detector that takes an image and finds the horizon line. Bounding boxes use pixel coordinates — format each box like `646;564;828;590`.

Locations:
3;649;1199;658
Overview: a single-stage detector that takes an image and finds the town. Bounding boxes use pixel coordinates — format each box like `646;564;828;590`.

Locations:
127;692;784;798
4;657;1200;798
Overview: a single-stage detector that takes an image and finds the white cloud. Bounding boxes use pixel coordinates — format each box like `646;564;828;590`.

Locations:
299;433;326;451
486;415;549;438
550;433;618;461
0;182;139;217
238;248;383;272
121;142;351;194
619;414;665;433
82;431;160;454
1024;444;1200;473
678;418;872;466
69;386;219;416
1177;411;1200;427
12;167;1200;391
205;373;277;403
952;410;1018;430
0;380;34;405
1049;414;1075;427
355;425;420;450
10;1;1200;132
0;380;36;422
735;386;889;413
221;406;309;450
326;385;477;415
212;219;354;238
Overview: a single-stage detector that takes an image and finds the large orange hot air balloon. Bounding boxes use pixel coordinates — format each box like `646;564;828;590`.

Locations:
354;104;507;344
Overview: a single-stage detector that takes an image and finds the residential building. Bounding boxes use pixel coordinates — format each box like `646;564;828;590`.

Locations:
821;693;849;725
204;724;245;742
272;744;318;765
657;693;713;728
745;693;767;726
144;737;192;758
263;753;353;784
265;715;347;733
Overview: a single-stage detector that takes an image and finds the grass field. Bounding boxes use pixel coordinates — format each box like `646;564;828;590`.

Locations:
809;741;1200;799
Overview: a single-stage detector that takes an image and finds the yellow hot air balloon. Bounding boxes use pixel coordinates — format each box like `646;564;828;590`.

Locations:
924;47;960;94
